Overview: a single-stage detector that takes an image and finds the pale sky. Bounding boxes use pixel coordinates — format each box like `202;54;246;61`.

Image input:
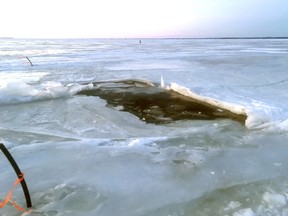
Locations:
1;0;288;38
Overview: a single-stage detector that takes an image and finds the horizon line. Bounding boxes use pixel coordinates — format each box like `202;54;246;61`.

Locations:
1;36;288;40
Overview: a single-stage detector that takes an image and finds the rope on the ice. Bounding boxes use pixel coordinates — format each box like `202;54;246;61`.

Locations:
0;143;32;211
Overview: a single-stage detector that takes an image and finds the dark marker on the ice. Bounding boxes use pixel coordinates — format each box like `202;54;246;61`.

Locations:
26;57;33;66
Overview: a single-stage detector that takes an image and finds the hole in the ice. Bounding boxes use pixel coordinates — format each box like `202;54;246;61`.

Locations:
78;80;247;125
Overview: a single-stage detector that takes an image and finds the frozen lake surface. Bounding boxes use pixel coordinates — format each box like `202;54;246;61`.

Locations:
0;38;288;215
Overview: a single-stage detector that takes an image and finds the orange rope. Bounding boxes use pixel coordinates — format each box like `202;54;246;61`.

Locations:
0;173;30;212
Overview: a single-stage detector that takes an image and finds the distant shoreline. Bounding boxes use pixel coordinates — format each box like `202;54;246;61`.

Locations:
1;36;288;40
136;37;288;40
176;37;288;40
0;37;14;39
